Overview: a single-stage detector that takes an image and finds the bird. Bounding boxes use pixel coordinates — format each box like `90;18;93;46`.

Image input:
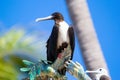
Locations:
86;68;110;80
35;12;75;75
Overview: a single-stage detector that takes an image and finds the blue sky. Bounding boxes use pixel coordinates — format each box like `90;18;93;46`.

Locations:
0;0;120;80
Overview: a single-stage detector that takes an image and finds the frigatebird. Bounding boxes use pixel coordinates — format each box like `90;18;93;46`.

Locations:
36;12;75;75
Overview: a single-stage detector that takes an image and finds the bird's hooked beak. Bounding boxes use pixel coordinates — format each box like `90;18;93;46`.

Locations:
86;70;100;74
35;15;53;22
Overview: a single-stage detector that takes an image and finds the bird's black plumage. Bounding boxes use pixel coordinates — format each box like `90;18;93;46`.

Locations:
68;26;75;60
46;26;75;63
46;26;75;75
46;26;59;64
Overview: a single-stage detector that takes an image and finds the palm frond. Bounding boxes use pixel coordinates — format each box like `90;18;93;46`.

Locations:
0;28;46;80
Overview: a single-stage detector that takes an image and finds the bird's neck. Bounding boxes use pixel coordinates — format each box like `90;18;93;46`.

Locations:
55;21;69;27
55;19;64;25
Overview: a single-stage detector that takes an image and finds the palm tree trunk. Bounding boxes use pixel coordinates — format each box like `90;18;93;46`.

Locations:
66;0;110;79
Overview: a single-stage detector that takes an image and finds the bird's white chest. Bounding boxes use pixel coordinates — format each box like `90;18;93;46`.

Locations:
57;21;69;47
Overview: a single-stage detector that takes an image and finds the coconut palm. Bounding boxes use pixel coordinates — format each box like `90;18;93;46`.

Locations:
66;0;110;79
0;28;45;80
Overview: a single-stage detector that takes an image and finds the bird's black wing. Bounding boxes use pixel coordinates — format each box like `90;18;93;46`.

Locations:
46;26;58;64
68;26;75;60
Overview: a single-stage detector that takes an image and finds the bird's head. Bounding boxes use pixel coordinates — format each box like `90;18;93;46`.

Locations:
35;12;64;23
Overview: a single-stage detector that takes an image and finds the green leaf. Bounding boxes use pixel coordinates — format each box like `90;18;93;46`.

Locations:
0;59;18;80
23;60;34;66
20;68;31;72
0;28;45;79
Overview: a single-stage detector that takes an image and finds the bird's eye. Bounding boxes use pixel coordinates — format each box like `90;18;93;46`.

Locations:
99;68;102;71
